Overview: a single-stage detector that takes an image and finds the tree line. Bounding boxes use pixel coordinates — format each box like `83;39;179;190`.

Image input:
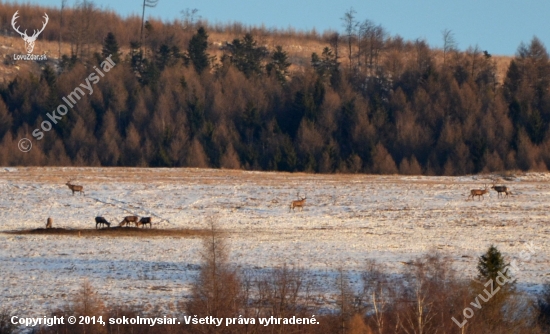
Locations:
3;227;550;333
0;3;550;174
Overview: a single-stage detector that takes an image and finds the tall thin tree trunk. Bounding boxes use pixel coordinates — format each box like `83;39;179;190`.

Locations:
58;0;66;61
140;0;146;55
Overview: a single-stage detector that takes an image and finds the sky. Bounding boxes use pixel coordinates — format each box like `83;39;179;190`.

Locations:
9;0;550;56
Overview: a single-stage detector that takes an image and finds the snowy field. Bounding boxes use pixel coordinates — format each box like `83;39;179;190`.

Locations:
0;167;549;316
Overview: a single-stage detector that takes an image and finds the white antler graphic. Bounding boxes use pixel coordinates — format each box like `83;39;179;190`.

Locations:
12;10;49;54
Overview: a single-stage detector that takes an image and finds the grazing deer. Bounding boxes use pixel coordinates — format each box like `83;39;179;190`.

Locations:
136;217;152;228
95;217;111;229
46;217;52;229
66;180;84;195
290;192;307;212
120;216;139;227
491;185;512;198
468;185;489;201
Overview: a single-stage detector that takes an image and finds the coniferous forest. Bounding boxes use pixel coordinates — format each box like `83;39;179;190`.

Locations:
1;3;550;175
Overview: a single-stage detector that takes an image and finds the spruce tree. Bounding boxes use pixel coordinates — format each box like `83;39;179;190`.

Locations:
129;41;143;73
230;33;266;77
41;65;58;112
156;44;172;71
188;27;210;74
266;46;291;84
311;47;339;85
477;245;513;283
102;32;121;63
472;245;516;331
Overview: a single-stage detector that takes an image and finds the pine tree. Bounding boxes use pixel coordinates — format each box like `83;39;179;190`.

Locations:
477;245;512;282
472;245;516;331
155;44;172;71
129;40;143;73
266;45;291;84
188;27;210;74
311;47;340;85
41;65;57;88
41;65;59;114
230;33;266;77
102;32;121;63
0;100;13;140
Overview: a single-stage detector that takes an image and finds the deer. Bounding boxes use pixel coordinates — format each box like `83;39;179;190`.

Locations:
95;217;110;229
120;215;139;227
491;184;512;198
136;217;152;228
290;192;307;212
46;217;52;229
11;11;49;54
468;185;489;201
66;180;84;195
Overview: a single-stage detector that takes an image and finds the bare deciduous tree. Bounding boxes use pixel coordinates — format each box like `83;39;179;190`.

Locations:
442;29;457;66
358;20;386;76
58;0;67;61
336;268;356;334
186;218;243;333
68;0;97;58
141;0;159;53
341;8;357;73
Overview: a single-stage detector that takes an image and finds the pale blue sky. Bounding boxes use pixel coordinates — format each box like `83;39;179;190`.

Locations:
9;0;550;56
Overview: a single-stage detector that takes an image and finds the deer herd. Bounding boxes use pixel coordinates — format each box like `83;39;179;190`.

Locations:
468;183;513;201
54;180;154;229
47;178;513;229
95;216;153;229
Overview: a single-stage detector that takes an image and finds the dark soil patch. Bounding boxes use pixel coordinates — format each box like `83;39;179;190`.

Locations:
5;227;210;238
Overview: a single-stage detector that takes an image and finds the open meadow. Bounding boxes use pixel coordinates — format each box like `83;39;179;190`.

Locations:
0;167;549;316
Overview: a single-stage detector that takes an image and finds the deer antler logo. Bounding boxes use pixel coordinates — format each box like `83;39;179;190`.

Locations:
11;10;49;54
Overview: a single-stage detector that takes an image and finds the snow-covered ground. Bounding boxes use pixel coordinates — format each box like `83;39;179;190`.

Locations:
0;167;549;316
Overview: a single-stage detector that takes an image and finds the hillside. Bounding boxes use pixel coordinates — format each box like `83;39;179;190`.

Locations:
0;26;513;83
0;3;549;176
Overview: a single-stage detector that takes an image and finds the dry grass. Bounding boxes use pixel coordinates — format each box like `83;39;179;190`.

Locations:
5;226;211;238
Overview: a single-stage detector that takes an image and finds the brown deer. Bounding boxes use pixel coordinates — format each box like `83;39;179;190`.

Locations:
95;217;111;229
66;180;84;195
46;217;52;229
290;192;307;212
120;216;139;227
136;217;152;228
491;184;512;198
468;185;489;201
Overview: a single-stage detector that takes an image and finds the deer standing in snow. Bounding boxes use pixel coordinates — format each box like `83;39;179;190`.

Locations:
66;180;84;195
290;192;307;212
135;217;152;228
468;185;489;201
95;217;111;229
491;184;512;198
120;216;139;227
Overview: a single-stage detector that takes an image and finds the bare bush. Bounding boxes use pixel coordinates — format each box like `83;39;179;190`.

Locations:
185;218;244;333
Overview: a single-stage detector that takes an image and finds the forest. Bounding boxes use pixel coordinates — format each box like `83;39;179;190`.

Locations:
0;2;549;175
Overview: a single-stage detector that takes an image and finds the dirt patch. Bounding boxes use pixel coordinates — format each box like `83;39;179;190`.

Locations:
4;227;211;238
